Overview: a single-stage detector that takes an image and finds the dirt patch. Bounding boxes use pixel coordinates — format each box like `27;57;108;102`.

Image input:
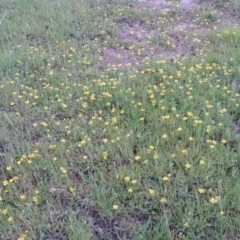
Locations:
172;22;198;31
137;0;200;12
137;0;171;12
78;205;136;239
234;122;240;135
179;0;199;11
119;22;156;45
101;0;214;68
103;21;173;67
102;47;147;68
102;45;184;69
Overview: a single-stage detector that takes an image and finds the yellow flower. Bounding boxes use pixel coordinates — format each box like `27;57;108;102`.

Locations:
162;134;168;139
82;102;88;108
7;217;13;222
210;197;218;204
199;160;206;165
184;222;189;228
61;103;67;108
103;138;108;143
113;205;118;210
198;188;206;194
128;188;133;193
41;122;48;127
18;234;27;240
112;117;117;124
3;180;8;186
149;189;155;195
60;167;67;174
162;176;169;181
1;209;7;215
185;163;192;169
12;176;19;181
135;155;141;161
49;144;56;149
20;194;26;200
32;197;38;204
6;166;12;171
124;176;130;182
160;197;167;203
102;151;108;160
220;211;225;216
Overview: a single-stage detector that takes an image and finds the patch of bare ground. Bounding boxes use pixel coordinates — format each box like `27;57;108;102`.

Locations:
102;0;217;68
217;10;240;29
80;207;136;239
173;22;198;31
179;0;199;12
219;18;240;29
76;204;152;240
137;0;171;13
102;45;184;69
102;47;140;68
102;38;184;69
46;183;152;239
136;0;200;13
119;22;156;45
234;122;240;135
103;20;176;67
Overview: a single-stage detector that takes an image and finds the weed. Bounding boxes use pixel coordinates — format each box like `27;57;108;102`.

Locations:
0;0;240;239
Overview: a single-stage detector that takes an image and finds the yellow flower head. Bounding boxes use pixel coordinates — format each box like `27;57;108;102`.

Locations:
198;188;206;194
162;134;168;139
113;205;119;210
162;176;169;181
149;189;155;195
185;163;192;169
160;197;167;203
135;155;141;161
199;160;206;165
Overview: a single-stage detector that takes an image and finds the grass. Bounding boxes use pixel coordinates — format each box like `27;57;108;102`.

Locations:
1;0;240;239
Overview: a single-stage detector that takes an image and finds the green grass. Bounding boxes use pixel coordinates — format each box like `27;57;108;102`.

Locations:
1;0;240;239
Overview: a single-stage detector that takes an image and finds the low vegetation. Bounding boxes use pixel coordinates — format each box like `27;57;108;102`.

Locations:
0;0;240;239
